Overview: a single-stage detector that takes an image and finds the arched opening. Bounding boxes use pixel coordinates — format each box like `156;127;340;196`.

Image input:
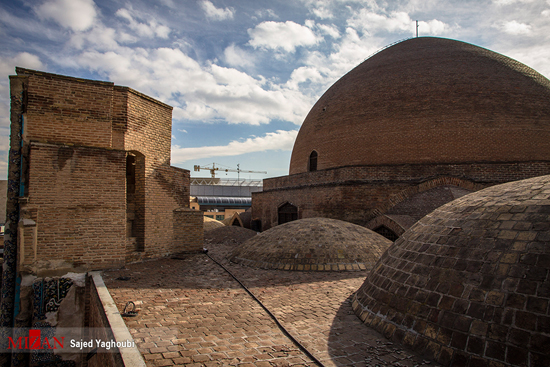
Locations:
308;151;318;172
251;219;261;232
278;202;298;225
374;225;398;242
127;151;145;252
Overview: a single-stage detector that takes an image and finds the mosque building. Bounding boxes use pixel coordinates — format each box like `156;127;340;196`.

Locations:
252;37;550;241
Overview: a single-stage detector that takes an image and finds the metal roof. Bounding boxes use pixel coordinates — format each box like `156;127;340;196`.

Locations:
196;196;252;206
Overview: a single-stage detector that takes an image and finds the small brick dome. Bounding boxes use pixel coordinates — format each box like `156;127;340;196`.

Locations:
203;216;224;232
352;175;550;366
289;37;550;174
230;217;392;271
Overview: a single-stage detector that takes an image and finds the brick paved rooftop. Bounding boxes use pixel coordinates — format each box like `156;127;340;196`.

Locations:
104;240;439;367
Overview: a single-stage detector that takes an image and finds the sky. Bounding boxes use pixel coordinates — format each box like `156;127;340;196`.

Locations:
1;0;550;180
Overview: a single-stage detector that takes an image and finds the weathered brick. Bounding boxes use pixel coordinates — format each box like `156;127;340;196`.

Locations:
10;68;202;273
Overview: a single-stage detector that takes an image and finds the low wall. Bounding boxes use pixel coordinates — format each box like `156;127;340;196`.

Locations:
87;272;145;367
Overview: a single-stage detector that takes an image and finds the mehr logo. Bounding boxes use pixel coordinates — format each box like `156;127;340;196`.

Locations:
8;329;64;350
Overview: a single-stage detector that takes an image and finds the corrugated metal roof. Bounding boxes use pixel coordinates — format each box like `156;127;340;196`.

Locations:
197;197;252;206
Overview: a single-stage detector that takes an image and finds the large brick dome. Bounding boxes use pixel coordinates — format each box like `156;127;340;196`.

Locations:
289;37;550;174
230;217;391;271
352;174;550;366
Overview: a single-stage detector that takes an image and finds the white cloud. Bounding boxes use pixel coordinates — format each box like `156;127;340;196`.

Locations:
248;21;321;52
317;23;340;38
224;44;255;68
34;0;97;32
200;1;234;21
0;53;43;130
171;130;298;163
311;5;334;19
159;0;176;8
0;52;43;76
67;25;123;50
543;9;550;16
348;10;410;34
501;45;550;80
301;27;380;83
496;20;533;35
301;0;336;19
419;19;447;35
115;8;170;39
348;10;448;36
493;0;535;5
254;9;278;19
76;47;312;125
285;66;324;91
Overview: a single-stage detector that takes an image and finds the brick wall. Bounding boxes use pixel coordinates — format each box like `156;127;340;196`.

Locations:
253;162;550;231
21;143;127;273
118;88;193;259
18;67;114;149
173;208;204;253
10;68;199;272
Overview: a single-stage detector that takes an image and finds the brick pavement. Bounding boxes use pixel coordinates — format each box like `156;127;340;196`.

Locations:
104;243;440;367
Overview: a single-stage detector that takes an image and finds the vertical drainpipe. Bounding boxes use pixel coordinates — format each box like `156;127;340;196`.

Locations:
0;75;25;364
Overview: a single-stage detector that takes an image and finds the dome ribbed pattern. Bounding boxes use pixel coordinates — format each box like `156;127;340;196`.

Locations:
290;37;550;174
230;218;392;271
353;175;550;366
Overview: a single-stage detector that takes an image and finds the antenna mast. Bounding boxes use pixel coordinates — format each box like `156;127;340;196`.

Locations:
416;20;419;37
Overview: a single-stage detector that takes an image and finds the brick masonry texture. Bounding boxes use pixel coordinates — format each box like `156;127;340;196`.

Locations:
10;68;201;273
253;165;550;231
230;218;392;271
253;37;550;233
352;174;550;367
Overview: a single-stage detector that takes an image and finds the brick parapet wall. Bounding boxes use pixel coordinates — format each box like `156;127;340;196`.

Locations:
16;68;114;149
264;161;550;191
87;278;123;367
123;89;172;164
254;162;550;231
87;272;144;367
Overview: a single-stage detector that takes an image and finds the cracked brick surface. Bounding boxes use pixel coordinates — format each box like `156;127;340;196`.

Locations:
104;242;438;367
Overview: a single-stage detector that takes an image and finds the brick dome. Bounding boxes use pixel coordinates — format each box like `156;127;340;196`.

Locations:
230;217;392;271
289;37;550;174
352;175;550;366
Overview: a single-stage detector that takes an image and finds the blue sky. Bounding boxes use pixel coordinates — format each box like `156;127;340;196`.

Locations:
1;0;550;180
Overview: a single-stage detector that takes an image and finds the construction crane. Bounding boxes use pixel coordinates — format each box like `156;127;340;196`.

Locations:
193;163;267;179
